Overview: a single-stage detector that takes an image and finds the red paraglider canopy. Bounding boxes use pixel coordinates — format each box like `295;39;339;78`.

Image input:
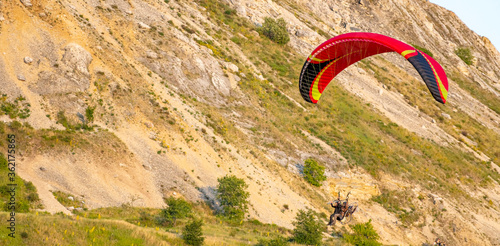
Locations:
299;32;448;104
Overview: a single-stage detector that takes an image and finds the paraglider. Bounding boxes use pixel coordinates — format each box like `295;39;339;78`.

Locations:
327;191;357;226
299;32;448;104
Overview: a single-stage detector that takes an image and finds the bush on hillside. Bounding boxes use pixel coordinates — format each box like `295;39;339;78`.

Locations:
303;158;326;187
292;209;323;245
261;17;290;45
455;47;474;65
182;218;205;246
257;235;290;246
216;175;250;221
343;219;382;246
157;197;192;226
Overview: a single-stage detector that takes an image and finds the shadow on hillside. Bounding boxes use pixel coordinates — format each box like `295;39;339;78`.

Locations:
198;186;221;212
295;163;304;175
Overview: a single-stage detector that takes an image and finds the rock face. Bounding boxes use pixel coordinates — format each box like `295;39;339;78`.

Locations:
20;0;32;7
61;43;93;77
30;43;92;95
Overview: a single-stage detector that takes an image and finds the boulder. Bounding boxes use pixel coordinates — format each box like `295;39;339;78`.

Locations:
295;29;309;37
146;50;158;59
224;62;239;73
144;121;154;128
138;22;151;29
254;73;265;81
20;0;32;7
62;43;93;76
24;56;33;64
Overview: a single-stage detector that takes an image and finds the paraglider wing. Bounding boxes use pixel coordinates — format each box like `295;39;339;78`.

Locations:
299;32;448;104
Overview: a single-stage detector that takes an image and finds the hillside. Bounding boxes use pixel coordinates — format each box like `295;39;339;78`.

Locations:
1;0;500;245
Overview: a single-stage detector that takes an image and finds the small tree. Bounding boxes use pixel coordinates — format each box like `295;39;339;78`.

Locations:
257;235;290;246
343;219;381;246
183;218;205;246
216;175;250;221
455;47;474;65
261;17;290;45
157;197;192;226
303;158;326;187
292;209;323;245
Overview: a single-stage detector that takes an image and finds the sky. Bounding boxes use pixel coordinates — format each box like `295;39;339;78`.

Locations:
429;0;500;51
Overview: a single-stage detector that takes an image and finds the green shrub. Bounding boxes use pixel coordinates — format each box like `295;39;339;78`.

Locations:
257;235;290;246
158;197;192;226
303;158;326;187
216;175;249;221
182;218;204;246
455;47;473;65
343;220;381;246
56;111;72;129
85;106;95;123
261;17;290;45
411;44;434;58
292;209;323;245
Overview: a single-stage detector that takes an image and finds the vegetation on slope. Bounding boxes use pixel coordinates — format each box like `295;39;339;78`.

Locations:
302;158;327;187
216;175;250;221
3;0;500;244
0;153;42;212
0;203;301;246
455;47;474;65
343;220;381;246
195;0;500;228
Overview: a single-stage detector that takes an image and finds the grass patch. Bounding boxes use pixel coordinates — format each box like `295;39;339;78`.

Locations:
52;191;87;210
0;153;42;212
450;72;500;115
372;189;420;226
0;200;297;245
0;212;172;245
0;95;31;119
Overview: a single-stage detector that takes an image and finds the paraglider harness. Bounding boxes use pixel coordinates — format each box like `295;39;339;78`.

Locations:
434;238;446;246
328;191;358;225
